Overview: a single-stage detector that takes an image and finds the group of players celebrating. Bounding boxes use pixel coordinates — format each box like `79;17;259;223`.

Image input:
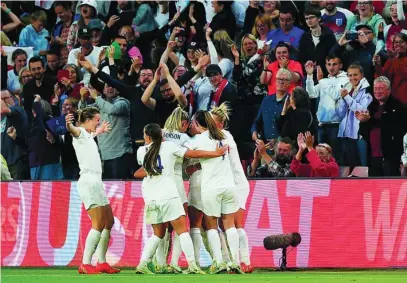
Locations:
66;103;252;275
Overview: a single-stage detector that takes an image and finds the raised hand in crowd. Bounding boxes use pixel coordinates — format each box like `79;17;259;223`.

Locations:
205;27;212;41
338;31;351;47
6;127;16;141
279;56;289;68
231;45;240;59
80;87;90;101
108;45;116;59
107;15;120;28
263;55;270;69
305;61;315;75
316;65;323;81
297;133;307;152
154;66;162;83
304;131;315;150
97;47;107;67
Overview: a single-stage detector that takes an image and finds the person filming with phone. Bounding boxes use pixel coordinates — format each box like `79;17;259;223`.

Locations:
330;24;383;85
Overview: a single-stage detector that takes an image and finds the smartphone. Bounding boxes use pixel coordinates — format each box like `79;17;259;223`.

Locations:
57;70;70;83
346;32;359;41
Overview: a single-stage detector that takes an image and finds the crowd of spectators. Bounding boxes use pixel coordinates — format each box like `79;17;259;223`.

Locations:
1;0;407;181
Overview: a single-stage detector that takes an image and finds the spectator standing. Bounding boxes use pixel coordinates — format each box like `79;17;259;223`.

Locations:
374;33;407;105
321;1;354;40
252;68;291;142
336;63;372;168
67;27;103;86
77;65;133;179
27;95;63;180
1;2;22;34
18;11;49;57
331;24;381;85
358;76;407;177
45;49;62;77
53;1;74;46
7;49;28;95
382;1;407;52
263;1;281;28
1;90;30;180
261;42;303;95
251;14;275;49
266;7;304;49
346;0;385;37
298;7;337;77
243;1;264;36
210;1;236;39
277;87;317;143
290;132;340;177
23;57;57;120
305;54;349;158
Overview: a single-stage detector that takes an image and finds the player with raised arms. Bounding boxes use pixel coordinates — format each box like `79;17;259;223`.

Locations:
65;107;120;275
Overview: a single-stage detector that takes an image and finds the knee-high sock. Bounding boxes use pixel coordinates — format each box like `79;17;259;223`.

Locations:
219;231;231;262
96;229;110;263
179;232;196;267
170;233;182;266
155;229;169;267
83;229;101;264
201;229;212;258
190;228;202;264
207;229;223;263
225;227;240;264
237;228;250;265
139;235;161;266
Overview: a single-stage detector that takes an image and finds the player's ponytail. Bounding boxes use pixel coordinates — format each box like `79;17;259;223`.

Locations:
194;110;225;141
164;106;189;132
143;123;163;176
210;102;230;128
77;107;99;124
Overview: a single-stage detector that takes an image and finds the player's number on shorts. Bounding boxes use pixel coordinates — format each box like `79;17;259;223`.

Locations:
157;155;164;170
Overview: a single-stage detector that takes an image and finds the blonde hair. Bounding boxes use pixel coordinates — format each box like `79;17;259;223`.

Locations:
164;106;189;132
213;30;236;61
240;34;258;61
1;31;12;46
251;14;275;38
211;102;231;127
18;67;31;85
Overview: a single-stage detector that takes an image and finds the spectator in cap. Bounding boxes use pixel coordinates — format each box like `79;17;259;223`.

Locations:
331;24;384;85
67;0;98;51
184;41;201;71
290;132;340;177
67;27;103;86
87;18;105;47
18;11;49;57
346;0;385;37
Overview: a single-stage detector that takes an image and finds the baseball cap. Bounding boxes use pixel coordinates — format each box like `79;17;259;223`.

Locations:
206;64;222;77
355;24;374;33
77;27;92;39
88;19;104;30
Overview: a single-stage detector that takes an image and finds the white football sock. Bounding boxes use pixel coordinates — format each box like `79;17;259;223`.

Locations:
96;229;110;263
207;229;223;263
83;229;101;264
225;227;240;264
170;233;182;266
201;229;212;258
139;235;161;265
219;231;231;262
190;228;202;264
179;232;196;266
155;229;168;267
237;228;251;265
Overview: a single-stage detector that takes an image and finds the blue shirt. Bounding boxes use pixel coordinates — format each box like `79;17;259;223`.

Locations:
251;94;287;140
266;27;304;49
18;25;49;57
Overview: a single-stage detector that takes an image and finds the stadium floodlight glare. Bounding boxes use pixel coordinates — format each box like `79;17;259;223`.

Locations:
263;232;302;271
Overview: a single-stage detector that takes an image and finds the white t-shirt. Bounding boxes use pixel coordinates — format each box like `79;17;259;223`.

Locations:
223;130;249;189
72;127;102;174
184;130;234;191
137;141;187;202
67;46;103;86
162;130;190;176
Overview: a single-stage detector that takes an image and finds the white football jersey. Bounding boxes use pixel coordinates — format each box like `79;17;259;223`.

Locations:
137;141;187;202
162;130;190;176
184;130;235;191
72;127;102;174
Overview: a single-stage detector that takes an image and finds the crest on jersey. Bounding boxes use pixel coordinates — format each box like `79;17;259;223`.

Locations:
336;18;343;26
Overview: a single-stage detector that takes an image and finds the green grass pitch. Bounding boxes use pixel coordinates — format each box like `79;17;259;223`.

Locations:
2;268;407;283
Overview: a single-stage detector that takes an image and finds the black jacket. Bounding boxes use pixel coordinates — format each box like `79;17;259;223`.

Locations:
298;25;337;76
277;108;318;143
210;10;236;39
359;95;407;163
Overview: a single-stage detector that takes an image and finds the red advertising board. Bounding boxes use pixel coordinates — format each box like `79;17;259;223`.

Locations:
1;180;406;268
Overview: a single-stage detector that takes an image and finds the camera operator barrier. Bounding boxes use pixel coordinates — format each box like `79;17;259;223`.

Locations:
1;179;406;268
